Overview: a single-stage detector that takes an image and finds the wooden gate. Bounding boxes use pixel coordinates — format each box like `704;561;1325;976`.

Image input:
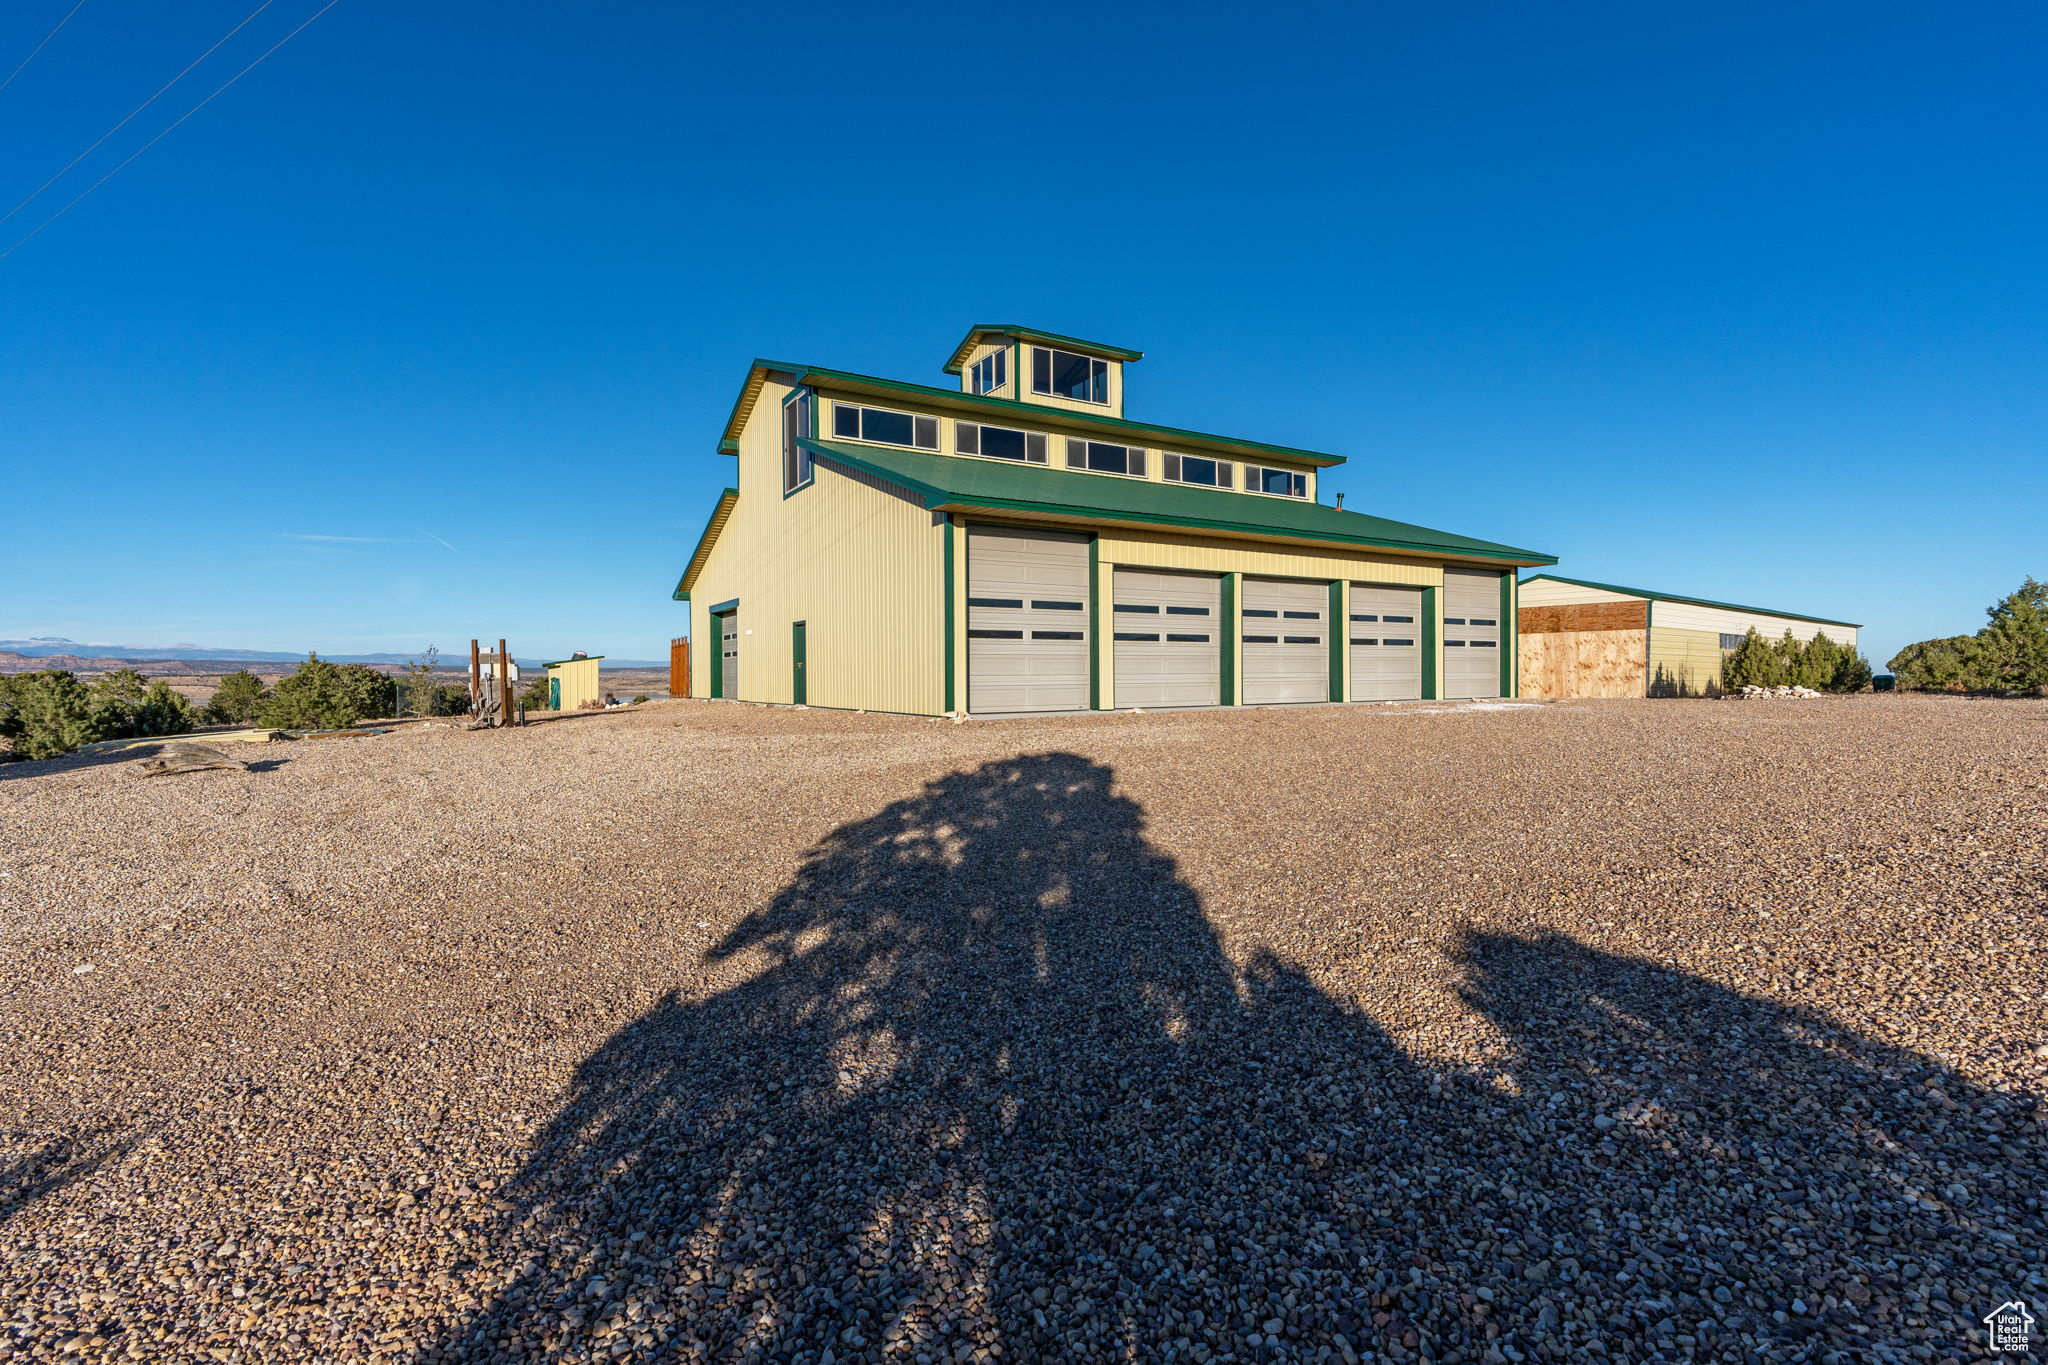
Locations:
669;637;690;697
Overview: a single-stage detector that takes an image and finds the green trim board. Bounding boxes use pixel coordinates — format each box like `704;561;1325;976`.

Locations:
727;360;1346;467
1421;585;1440;700
800;439;1555;565
1518;574;1861;630
1327;581;1345;701
704;598;740;615
709;607;731;699
1498;573;1515;698
943;324;1145;375
942;516;957;713
1220;572;1239;705
674;489;739;599
540;655;606;667
1088;537;1105;710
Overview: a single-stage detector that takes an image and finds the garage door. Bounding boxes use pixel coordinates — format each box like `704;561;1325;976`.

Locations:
968;525;1091;713
1242;576;1328;704
1444;567;1504;698
1348;583;1424;701
719;611;740;699
1113;568;1220;708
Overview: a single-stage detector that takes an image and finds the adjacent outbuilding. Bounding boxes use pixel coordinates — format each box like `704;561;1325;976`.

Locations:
543;653;605;711
1517;575;1860;699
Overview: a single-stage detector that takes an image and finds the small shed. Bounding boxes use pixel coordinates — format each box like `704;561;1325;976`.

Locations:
543;653;605;711
1518;575;1860;699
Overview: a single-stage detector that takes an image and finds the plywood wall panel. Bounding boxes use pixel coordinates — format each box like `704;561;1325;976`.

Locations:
1517;628;1646;699
1520;601;1648;634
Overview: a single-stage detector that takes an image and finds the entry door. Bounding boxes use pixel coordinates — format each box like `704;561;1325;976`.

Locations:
1348;583;1424;701
1241;576;1328;704
1112;568;1220;708
967;525;1091;713
548;676;560;710
719;611;740;699
791;621;807;705
1443;568;1504;698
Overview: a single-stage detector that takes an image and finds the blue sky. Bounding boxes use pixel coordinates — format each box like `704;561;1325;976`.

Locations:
2;1;2041;668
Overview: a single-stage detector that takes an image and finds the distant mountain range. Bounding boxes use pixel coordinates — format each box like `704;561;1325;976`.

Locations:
0;639;665;669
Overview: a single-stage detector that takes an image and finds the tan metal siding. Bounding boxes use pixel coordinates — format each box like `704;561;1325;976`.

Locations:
688;377;947;714
1647;625;1728;697
1647;600;1857;652
1517;579;1642;609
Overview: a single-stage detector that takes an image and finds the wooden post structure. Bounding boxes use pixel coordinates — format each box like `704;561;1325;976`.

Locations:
469;639;481;716
498;638;513;727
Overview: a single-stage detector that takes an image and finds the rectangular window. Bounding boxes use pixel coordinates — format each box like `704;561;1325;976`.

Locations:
1284;635;1320;645
1031;600;1084;611
1247;465;1307;498
1352;637;1378;646
1243;634;1278;644
1243;608;1278;618
968;596;1022;608
1032;630;1083;640
1468;617;1497;627
1031;347;1109;404
782;389;814;493
1114;632;1161;642
1473;640;1497;648
1444;617;1467;626
1351;613;1378;622
1383;614;1415;623
1162;452;1231;488
831;402;938;450
969;349;1008;396
1065;438;1145;476
955;421;1047;463
1445;640;1467;647
968;629;1022;640
1382;637;1415;646
1115;603;1161;614
1283;610;1320;620
1719;633;1745;650
1166;605;1209;615
1166;633;1210;643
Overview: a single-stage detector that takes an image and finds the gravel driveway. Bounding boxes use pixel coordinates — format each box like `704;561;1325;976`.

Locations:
2;695;2043;1364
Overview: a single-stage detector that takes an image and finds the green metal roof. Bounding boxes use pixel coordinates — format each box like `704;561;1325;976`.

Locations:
719;360;1346;467
802;439;1555;565
1518;574;1861;629
942;324;1145;375
541;655;606;668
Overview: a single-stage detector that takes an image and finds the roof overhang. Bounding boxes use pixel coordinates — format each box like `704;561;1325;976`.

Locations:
1518;574;1860;629
673;487;739;599
942;324;1145;375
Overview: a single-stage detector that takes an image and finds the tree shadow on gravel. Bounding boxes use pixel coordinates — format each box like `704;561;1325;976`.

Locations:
0;1126;132;1228
429;753;2045;1365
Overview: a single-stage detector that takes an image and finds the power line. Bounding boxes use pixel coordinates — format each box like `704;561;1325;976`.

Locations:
0;1;276;229
1;0;342;260
0;0;90;97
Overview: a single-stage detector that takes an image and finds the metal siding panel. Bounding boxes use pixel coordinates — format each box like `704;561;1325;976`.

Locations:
1241;576;1329;704
1347;583;1425;700
1112;568;1221;708
1648;599;1858;650
968;525;1092;712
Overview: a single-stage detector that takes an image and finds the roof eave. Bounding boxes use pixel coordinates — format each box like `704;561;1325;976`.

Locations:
673;488;739;599
943;325;1145;375
1518;574;1860;629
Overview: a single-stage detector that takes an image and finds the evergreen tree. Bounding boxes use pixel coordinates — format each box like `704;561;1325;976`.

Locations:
1975;577;2048;692
133;681;195;737
518;674;552;712
1794;633;1841;689
93;668;149;705
256;654;363;731
402;646;442;717
1721;629;1784;689
336;663;396;720
1830;649;1874;693
204;670;270;725
5;670;102;759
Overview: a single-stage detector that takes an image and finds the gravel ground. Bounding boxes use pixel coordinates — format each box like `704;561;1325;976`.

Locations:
1;694;2043;1365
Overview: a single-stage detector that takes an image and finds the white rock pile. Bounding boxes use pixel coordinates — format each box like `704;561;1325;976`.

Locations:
1724;684;1826;700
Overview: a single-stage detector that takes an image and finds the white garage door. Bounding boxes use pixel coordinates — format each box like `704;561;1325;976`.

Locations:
719;611;740;699
968;525;1091;713
1113;568;1220;708
1242;576;1329;704
1444;567;1505;699
1349;583;1424;701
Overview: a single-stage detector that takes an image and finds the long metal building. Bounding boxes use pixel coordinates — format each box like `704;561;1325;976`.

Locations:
674;326;1556;716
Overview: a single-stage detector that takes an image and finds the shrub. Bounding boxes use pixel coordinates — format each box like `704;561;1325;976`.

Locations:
1722;627;1873;693
433;683;473;716
1721;629;1785;689
205;670;270;724
630;695;649;705
518;674;552;712
257;654;364;731
401;646;442;718
1888;636;1982;691
337;663;397;721
132;681;195;738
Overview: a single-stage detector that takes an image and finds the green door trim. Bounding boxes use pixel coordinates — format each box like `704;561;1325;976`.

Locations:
791;620;808;705
1498;572;1516;698
1327;580;1345;702
1421;584;1440;700
1088;536;1106;710
943;516;957;713
1220;572;1240;705
710;607;735;699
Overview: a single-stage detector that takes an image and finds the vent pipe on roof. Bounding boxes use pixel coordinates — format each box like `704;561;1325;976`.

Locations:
1335;493;1345;510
